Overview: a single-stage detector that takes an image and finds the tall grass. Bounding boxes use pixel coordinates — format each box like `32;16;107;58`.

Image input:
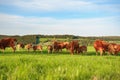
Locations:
0;46;120;80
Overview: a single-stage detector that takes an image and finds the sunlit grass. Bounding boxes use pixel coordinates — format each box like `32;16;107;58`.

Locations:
0;46;120;80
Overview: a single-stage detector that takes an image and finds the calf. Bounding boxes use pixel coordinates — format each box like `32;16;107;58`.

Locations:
25;43;32;52
108;43;120;55
53;41;70;53
47;45;53;53
33;45;42;53
78;45;87;54
16;43;24;51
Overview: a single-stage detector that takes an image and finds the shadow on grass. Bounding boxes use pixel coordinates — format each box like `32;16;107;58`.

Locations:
0;50;120;56
85;51;120;56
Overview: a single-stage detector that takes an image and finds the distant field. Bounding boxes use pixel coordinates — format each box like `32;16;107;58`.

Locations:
0;46;120;80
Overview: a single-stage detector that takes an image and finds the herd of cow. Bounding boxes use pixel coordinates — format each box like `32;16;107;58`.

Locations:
0;37;120;55
94;39;120;55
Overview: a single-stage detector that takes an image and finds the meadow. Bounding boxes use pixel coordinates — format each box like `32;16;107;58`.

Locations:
0;46;120;80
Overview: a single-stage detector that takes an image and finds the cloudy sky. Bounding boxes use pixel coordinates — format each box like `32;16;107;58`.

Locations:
0;0;120;36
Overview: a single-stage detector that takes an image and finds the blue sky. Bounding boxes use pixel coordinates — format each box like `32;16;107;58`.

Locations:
0;0;120;36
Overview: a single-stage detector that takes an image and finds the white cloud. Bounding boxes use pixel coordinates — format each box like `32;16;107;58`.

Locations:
0;13;119;36
0;0;119;12
14;0;93;11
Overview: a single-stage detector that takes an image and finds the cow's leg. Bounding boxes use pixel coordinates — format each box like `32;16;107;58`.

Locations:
51;50;52;53
75;48;78;54
107;51;111;55
77;49;80;54
48;50;49;54
112;51;116;55
71;51;74;55
81;51;83;54
17;45;20;51
109;50;114;55
49;50;53;53
50;50;52;54
53;49;55;53
33;48;37;52
70;48;73;55
84;50;87;54
60;49;62;52
28;48;30;52
114;51;118;55
11;46;16;52
1;49;5;53
99;48;103;56
95;49;98;55
40;49;43;53
103;50;105;54
54;48;56;52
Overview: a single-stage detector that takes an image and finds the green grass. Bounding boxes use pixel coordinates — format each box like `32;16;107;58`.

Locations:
0;46;120;80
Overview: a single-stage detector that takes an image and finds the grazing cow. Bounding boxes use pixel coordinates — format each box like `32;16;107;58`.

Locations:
25;43;32;52
53;41;69;52
69;40;79;55
47;45;53;53
16;43;24;51
53;41;62;52
93;40;109;56
33;45;42;53
78;45;87;54
0;38;17;52
108;43;120;55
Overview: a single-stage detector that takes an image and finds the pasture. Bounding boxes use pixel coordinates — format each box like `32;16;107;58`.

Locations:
0;46;120;80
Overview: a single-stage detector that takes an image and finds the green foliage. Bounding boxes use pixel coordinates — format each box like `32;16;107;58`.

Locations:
0;35;120;45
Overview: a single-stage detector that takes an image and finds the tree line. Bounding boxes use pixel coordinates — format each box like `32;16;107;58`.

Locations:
0;34;120;45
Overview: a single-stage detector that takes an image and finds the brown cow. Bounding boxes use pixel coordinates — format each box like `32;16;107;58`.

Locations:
33;45;42;53
53;41;69;52
47;45;53;53
25;43;32;52
93;40;109;56
78;45;87;54
0;38;17;52
108;43;120;55
69;40;79;55
53;41;61;52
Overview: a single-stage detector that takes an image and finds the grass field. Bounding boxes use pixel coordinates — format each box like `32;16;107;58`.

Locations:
0;46;120;80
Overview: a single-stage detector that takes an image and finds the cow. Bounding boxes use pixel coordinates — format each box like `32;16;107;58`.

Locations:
25;43;32;52
69;40;79;55
53;41;69;53
33;45;42;53
78;45;87;54
53;41;62;52
0;38;17;52
47;45;53;53
108;43;120;55
93;40;109;56
16;43;24;51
